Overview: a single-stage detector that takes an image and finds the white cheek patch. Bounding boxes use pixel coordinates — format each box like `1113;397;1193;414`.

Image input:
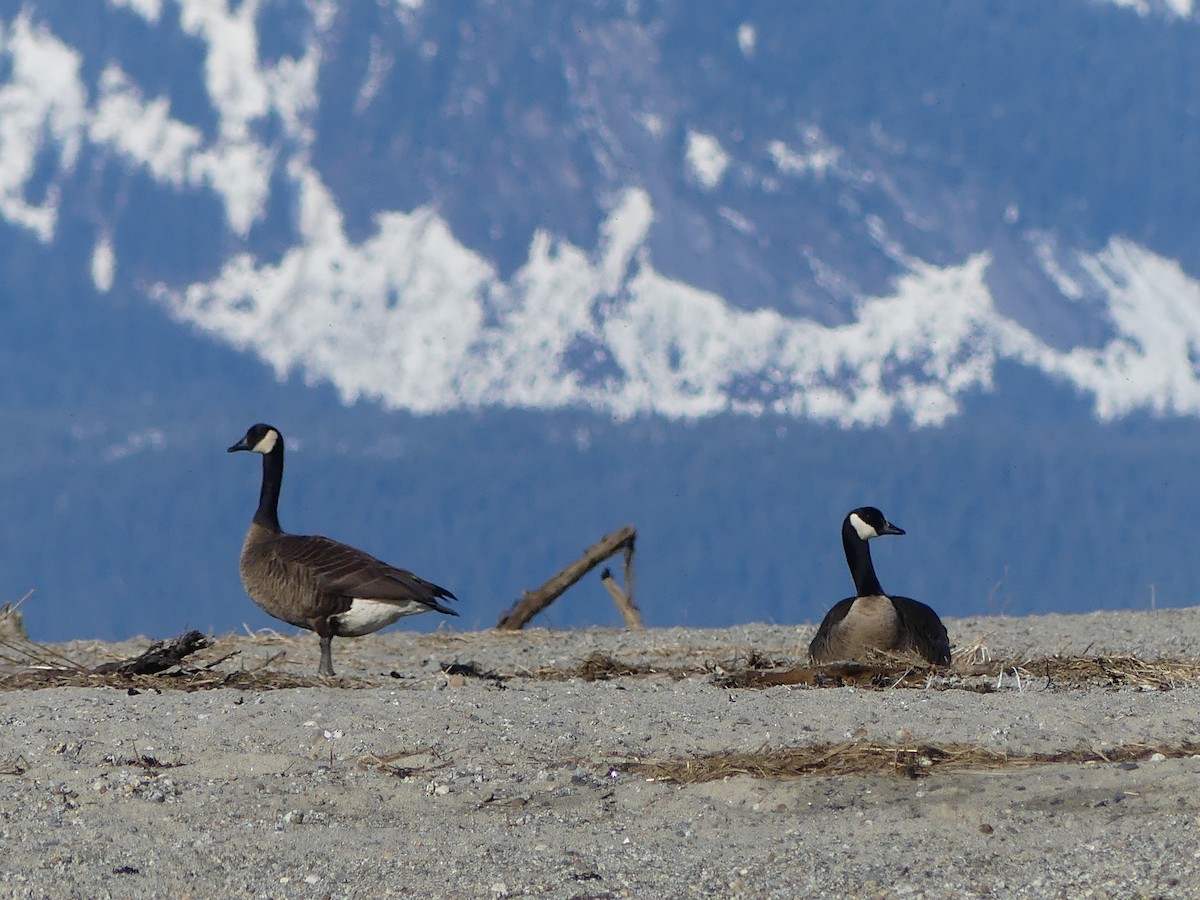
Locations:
251;429;279;454
849;512;878;541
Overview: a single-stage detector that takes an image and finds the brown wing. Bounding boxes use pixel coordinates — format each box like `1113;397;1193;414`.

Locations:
890;596;951;665
808;596;857;662
273;533;457;614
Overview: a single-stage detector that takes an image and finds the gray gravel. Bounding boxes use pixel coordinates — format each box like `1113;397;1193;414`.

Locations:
1;608;1199;898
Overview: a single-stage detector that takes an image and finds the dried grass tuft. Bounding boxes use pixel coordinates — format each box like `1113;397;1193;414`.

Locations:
494;649;1200;692
0;636;89;675
529;651;689;681
715;653;1200;692
951;634;993;667
525;650;790;682
0;590;32;641
716;652;938;690
0;622;375;692
1010;655;1200;690
1;624;489;690
622;738;1200;784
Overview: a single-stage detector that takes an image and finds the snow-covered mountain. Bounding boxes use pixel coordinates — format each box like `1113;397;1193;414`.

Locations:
4;0;1200;426
3;0;1200;640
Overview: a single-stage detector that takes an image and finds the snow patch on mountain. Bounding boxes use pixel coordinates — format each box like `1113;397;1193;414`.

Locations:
156;166;493;413
92;233;115;293
4;3;1200;428
768;130;841;181
737;24;757;58
103;427;166;462
684;131;730;190
109;0;162;22
154;161;1200;427
1033;240;1200;419
1105;0;1195;19
0;4;315;239
0;15;85;242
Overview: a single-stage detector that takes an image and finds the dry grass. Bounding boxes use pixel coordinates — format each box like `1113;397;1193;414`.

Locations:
0;629;370;692
952;634;994;667
1004;655;1200;689
476;648;1200;692
0;590;32;641
522;649;794;682
716;658;934;690
714;653;1200;692
526;651;709;681
622;739;1200;784
4;619;1200;695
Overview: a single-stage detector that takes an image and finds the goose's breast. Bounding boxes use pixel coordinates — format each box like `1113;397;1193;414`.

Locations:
237;541;317;628
830;595;901;655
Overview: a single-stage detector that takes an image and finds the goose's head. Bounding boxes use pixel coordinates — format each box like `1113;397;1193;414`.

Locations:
228;423;282;455
846;506;905;541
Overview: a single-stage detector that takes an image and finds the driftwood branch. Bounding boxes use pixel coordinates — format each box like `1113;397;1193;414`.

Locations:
93;630;211;675
496;526;638;630
600;568;644;629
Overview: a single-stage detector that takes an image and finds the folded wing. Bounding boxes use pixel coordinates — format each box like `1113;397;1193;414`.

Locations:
273;533;458;615
891;596;951;665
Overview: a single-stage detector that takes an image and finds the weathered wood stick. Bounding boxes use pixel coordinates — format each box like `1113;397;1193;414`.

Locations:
600;567;645;630
93;630;212;675
496;525;637;630
622;539;636;615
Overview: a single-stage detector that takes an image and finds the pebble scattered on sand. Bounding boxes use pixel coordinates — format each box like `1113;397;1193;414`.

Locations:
0;608;1198;897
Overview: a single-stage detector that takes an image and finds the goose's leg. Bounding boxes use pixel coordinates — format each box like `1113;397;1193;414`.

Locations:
318;635;336;677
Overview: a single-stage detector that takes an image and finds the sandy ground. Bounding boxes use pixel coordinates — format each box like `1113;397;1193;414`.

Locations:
2;608;1200;898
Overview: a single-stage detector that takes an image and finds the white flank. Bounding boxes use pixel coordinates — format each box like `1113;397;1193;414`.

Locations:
335;598;423;637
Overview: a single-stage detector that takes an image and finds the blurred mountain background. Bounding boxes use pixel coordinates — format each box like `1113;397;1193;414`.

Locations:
1;0;1199;640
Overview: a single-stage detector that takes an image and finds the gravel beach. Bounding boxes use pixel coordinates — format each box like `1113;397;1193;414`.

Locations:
2;608;1200;898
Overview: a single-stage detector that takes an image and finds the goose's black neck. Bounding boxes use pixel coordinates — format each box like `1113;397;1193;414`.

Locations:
843;518;884;597
253;442;284;532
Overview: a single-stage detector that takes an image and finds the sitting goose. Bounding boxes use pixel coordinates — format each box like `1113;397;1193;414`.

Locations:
228;423;457;676
809;506;950;665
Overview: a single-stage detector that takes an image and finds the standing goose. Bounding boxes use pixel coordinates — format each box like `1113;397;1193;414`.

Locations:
808;507;950;665
228;423;457;676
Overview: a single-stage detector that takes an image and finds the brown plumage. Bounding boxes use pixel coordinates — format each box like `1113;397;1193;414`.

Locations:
808;507;950;665
228;423;457;676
